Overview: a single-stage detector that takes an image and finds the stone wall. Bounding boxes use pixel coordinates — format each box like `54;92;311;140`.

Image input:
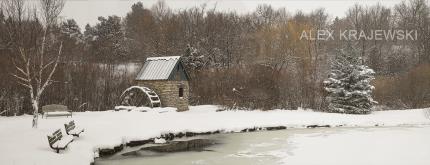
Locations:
136;80;189;111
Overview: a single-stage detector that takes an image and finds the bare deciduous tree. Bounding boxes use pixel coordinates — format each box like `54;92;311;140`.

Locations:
3;0;65;128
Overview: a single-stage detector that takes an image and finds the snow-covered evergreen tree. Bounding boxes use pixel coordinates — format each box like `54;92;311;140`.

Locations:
324;44;377;114
182;44;205;70
60;19;83;42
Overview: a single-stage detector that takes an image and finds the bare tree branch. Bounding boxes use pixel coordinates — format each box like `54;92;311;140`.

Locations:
12;60;28;76
41;59;55;71
39;42;62;96
17;81;32;89
39;0;65;27
10;73;29;83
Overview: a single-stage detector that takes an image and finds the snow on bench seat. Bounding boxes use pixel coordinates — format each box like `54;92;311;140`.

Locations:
42;104;72;118
47;112;72;115
52;135;74;148
64;120;84;137
47;129;74;153
68;127;84;135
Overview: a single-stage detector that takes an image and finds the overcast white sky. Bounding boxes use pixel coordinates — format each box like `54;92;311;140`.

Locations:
59;0;404;29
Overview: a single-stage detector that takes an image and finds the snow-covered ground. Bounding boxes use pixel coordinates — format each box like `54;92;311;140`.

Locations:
0;105;429;165
283;126;430;165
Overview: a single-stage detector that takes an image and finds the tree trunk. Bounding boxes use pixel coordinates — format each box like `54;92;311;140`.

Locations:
31;98;39;128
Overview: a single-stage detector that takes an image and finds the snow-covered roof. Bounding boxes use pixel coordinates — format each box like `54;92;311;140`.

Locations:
135;56;181;80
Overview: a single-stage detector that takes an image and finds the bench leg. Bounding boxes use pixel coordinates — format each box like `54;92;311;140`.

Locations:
56;149;59;153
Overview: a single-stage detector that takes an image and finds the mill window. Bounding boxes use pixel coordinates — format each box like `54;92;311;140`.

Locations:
179;87;184;98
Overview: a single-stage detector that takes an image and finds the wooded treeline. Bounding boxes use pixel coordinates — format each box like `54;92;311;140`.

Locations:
1;0;429;115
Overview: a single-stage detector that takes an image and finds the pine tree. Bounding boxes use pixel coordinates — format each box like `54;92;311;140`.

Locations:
60;19;83;43
84;16;130;62
324;44;377;114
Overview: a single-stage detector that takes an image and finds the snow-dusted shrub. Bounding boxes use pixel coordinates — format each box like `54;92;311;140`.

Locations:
324;44;377;114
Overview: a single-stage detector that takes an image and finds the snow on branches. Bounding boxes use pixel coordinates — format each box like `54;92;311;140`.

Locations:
324;44;377;114
182;44;206;70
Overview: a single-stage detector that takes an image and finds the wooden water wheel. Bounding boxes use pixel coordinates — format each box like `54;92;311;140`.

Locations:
119;86;161;108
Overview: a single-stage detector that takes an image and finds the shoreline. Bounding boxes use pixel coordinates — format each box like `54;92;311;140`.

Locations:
94;123;430;160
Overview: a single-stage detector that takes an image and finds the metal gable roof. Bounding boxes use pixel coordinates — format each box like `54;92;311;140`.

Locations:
135;56;181;80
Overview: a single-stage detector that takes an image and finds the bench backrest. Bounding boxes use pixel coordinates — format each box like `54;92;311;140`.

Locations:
47;129;63;146
42;104;69;112
64;121;76;132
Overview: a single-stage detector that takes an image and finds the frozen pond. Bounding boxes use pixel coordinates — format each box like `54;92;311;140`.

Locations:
96;126;430;165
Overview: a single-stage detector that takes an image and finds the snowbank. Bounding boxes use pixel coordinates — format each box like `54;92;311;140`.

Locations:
0;105;429;165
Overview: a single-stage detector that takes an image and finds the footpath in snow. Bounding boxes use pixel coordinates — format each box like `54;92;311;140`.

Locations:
0;105;429;165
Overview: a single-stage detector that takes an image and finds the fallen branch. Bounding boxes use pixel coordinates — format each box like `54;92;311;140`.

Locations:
0;109;10;115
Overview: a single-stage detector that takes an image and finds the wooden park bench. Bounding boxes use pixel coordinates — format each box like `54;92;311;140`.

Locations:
47;129;74;153
64;120;84;137
42;104;72;118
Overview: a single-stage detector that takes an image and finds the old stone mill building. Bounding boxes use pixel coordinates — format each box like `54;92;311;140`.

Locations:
133;56;190;111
